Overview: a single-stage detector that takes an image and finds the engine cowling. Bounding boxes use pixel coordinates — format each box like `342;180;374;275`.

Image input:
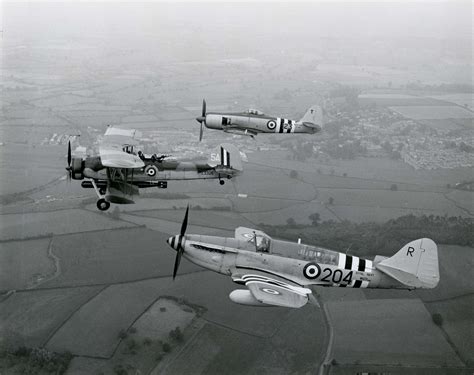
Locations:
71;158;84;180
229;290;266;306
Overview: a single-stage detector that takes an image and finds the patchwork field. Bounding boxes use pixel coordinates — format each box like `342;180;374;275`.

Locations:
158;302;325;375
327;299;464;367
46;282;164;357
0;286;103;349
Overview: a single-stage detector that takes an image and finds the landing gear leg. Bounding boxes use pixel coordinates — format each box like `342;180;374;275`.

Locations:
218;175;225;185
97;198;111;211
89;178;110;211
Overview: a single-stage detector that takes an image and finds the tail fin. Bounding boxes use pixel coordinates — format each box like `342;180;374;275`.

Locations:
299;105;323;131
208;143;243;172
376;238;439;289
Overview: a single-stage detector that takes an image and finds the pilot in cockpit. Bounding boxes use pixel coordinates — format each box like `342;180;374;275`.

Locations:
122;145;135;155
253;233;270;253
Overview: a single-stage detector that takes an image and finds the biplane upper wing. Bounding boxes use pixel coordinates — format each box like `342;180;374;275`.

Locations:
231;270;312;308
99;127;145;168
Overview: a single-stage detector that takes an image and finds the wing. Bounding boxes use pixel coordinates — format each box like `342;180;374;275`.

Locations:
232;271;311;308
99;127;145;168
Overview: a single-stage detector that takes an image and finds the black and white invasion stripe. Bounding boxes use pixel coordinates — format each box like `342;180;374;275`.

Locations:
337;253;373;288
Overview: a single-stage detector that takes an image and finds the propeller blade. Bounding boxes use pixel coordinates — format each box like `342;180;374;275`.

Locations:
180;204;189;237
67;140;72;167
172;247;183;280
202;99;206;117
199;122;203;141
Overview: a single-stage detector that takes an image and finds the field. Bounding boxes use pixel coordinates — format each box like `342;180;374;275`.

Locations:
0;286;103;349
389;105;473;120
0;209;136;240
46;282;164;357
327;299;463;367
158;303;325;375
426;295;474;365
40;227;199;288
0;237;54;291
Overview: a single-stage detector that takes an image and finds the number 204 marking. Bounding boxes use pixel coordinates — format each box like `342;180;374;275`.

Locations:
320;268;353;284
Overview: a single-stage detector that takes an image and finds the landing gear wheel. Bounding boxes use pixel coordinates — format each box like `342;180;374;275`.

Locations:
219;180;225;185
99;188;106;195
97;198;111;211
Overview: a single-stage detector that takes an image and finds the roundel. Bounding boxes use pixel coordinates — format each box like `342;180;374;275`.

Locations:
267;120;277;130
145;165;158;177
260;287;281;295
303;262;321;279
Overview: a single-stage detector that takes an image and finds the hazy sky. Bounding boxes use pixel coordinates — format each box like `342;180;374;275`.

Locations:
2;1;472;42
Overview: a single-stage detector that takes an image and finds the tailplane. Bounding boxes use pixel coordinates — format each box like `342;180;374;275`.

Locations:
299;105;323;132
376;238;439;289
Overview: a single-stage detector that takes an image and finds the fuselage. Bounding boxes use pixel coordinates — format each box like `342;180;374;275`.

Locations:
204;112;321;135
74;156;240;188
169;234;409;290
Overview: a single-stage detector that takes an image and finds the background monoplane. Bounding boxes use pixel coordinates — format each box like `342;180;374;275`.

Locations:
195;99;323;140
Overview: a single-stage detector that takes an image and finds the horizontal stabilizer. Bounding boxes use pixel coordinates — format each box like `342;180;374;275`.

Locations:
376;238;439;289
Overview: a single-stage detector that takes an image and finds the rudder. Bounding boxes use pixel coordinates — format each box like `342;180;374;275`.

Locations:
376;238;439;289
208;143;243;172
299;105;323;129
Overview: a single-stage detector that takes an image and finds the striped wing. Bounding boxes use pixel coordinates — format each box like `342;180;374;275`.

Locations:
232;272;312;308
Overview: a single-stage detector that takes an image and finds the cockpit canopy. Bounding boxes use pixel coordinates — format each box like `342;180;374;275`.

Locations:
246;233;271;253
245;109;265;116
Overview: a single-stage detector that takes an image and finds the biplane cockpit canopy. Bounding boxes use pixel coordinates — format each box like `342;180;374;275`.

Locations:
99;126;144;169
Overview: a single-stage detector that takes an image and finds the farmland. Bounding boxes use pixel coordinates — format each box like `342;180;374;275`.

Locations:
1;3;472;373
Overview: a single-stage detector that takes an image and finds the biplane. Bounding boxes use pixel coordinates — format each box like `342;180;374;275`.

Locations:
66;127;243;211
168;207;440;308
195;99;323;140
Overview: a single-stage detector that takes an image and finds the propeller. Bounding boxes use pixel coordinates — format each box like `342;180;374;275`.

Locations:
196;99;206;141
65;140;72;181
172;204;189;280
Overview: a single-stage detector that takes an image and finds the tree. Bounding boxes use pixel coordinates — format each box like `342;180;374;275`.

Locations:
289;170;298;179
309;213;321;226
390;184;398;191
286;218;296;226
432;313;443;326
328;197;334;205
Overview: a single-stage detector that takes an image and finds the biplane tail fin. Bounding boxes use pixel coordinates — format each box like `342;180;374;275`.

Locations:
208;143;244;172
299;105;323;132
376;238;439;289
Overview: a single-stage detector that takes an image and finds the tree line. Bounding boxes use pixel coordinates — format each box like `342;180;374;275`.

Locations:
260;214;473;257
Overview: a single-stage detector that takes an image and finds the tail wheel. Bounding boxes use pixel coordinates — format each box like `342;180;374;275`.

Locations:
219;180;225;185
97;198;111;211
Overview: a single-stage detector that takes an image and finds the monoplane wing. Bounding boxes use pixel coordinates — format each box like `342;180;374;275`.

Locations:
99;127;145;168
231;271;311;308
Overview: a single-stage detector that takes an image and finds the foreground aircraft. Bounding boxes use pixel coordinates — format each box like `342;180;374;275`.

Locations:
167;207;439;308
195;99;323;140
66;127;243;211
